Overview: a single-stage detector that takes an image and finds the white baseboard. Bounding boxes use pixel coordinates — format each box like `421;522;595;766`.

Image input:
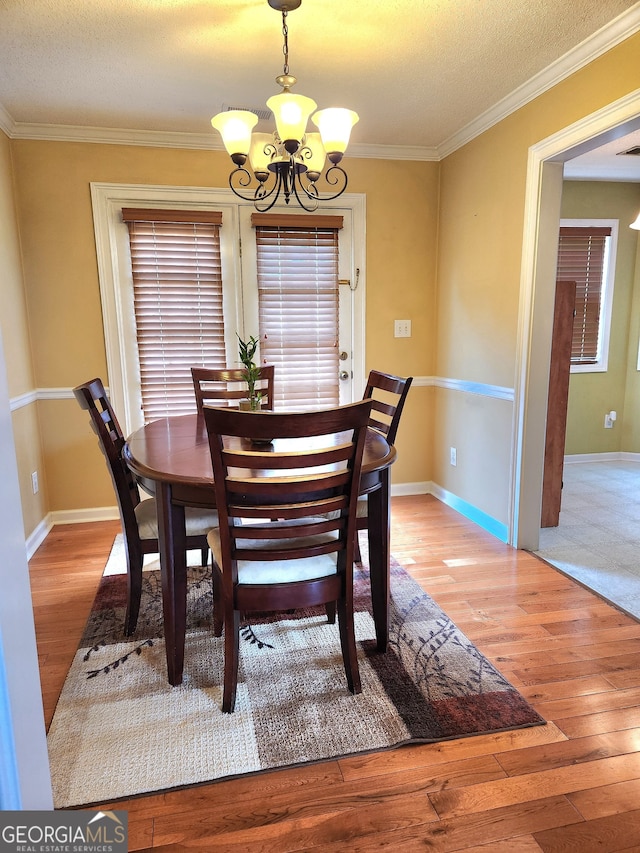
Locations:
27;456;640;560
26;507;120;559
25;517;54;560
390;481;431;497
34;486;435;547
28;486;435;556
50;507;120;526
430;483;509;543
565;451;640;464
30;480;511;559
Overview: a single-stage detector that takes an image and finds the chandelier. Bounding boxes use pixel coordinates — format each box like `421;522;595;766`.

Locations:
210;0;359;212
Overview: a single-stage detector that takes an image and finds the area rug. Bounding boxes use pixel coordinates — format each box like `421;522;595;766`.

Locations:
47;536;545;808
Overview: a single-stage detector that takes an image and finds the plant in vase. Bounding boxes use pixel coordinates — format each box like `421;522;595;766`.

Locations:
237;333;263;411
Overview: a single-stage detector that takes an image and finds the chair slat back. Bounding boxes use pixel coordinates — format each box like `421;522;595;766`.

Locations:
191;366;275;413
203;401;372;567
73;378;141;520
363;370;413;444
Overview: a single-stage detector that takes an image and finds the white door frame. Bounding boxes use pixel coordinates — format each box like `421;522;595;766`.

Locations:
510;89;640;549
91;183;366;433
0;325;52;808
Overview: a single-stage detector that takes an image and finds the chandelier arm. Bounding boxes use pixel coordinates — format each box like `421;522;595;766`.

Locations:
253;171;283;205
254;167;286;213
290;170;320;212
227;167;265;203
316;164;349;201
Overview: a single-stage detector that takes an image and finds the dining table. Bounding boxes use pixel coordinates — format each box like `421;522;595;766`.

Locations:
124;412;397;686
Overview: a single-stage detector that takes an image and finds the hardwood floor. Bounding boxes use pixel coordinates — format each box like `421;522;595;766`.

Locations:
29;495;640;851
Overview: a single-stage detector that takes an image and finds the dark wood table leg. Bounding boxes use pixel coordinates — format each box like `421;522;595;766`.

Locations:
367;469;390;652
156;482;188;686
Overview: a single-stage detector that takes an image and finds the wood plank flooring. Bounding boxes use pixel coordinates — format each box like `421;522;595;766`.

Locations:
29;495;640;851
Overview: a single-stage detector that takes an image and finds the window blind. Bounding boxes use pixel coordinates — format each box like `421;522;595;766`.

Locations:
253;214;343;411
123;209;226;420
556;226;611;365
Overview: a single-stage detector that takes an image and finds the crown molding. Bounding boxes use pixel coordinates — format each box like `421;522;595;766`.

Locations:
348;142;439;162
437;3;640;159
7;122;218;150
5;120;439;161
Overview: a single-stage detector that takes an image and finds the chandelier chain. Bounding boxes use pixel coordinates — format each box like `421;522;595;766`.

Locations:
281;10;289;77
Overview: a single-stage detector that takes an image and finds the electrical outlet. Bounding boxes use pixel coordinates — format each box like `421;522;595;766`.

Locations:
394;319;411;338
450;447;457;466
31;471;39;494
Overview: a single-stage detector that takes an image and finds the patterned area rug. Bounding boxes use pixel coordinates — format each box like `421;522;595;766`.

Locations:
47;536;544;808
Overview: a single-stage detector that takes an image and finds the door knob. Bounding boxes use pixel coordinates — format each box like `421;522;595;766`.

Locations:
339;370;349;381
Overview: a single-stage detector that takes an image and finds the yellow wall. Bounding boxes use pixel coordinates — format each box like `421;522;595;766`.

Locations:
8;142;438;525
0;133;33;396
561;181;640;454
435;33;640;531
0;130;48;534
624;236;640;452
4;28;640;542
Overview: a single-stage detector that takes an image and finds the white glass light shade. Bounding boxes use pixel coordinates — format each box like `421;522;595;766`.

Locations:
303;133;327;179
211;110;258;157
312;108;359;158
631;211;640;230
249;133;275;176
266;92;317;148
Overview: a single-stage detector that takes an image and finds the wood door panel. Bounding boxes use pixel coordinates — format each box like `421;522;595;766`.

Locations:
541;280;576;527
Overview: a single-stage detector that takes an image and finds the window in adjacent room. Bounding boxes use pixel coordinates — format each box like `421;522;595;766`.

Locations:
556;219;618;373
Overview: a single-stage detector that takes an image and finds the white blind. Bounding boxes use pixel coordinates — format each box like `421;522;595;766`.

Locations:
253;214;343;411
123;209;226;420
556;226;611;365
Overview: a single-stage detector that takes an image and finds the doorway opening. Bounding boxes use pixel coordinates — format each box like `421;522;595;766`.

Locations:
511;89;640;550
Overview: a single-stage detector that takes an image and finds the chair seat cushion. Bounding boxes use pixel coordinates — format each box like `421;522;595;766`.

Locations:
207;522;339;585
135;498;217;540
325;499;367;521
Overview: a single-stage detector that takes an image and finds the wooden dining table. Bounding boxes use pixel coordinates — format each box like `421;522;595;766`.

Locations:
124;413;397;686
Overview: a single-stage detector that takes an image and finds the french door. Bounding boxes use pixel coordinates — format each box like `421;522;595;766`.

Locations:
239;205;355;409
91;184;365;435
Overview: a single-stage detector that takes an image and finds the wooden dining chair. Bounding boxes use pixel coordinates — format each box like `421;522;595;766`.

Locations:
73;378;216;635
354;370;413;563
203;399;373;713
191;365;275;413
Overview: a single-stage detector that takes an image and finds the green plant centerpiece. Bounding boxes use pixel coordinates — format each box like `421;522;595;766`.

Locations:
237;333;263;412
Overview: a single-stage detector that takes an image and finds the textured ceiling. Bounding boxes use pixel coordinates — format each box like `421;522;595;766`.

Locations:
0;0;638;166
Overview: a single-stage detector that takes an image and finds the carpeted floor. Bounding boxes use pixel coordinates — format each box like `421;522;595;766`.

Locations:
535;459;640;620
47;537;544;808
